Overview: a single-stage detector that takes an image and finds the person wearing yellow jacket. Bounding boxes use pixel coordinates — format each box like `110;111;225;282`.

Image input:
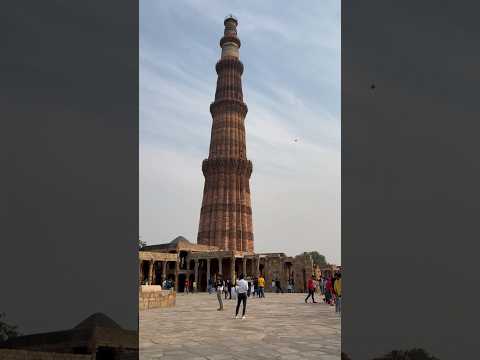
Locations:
333;273;342;314
258;275;265;298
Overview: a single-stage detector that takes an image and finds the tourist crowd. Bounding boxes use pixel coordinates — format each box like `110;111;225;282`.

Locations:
305;272;342;314
211;270;342;319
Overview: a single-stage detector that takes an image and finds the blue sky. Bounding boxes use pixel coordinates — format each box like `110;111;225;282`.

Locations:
140;1;341;265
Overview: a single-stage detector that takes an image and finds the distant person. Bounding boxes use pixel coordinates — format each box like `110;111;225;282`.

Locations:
215;275;224;311
287;280;293;293
184;279;189;294
305;275;317;303
193;281;197;293
253;277;259;297
258;275;265;298
227;279;233;299
319;276;325;295
234;274;249;319
207;278;213;294
223;280;228;299
334;273;342;314
325;276;333;305
275;279;284;293
247;279;252;297
231;280;237;300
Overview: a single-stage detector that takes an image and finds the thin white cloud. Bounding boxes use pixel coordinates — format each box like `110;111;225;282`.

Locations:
140;1;341;264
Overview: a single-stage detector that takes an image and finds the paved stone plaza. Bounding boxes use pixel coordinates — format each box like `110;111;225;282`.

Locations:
140;292;341;360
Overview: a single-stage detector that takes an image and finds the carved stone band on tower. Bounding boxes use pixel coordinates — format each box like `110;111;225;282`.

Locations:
197;16;254;253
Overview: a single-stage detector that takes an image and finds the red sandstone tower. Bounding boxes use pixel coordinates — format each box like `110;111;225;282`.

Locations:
197;15;254;252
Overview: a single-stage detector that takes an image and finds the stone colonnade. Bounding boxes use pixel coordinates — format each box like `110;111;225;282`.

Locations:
139;251;178;287
187;252;260;286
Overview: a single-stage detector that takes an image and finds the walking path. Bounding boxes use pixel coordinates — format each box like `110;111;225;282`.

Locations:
140;292;341;360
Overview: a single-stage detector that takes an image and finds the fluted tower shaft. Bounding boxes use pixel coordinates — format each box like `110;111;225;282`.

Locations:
197;16;254;252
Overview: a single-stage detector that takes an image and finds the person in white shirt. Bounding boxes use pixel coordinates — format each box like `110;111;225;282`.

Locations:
234;273;249;319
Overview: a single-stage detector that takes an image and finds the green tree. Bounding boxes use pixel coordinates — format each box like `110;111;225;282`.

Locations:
0;313;20;342
302;251;327;267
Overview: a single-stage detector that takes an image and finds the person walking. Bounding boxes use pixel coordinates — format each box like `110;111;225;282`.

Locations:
325;276;333;305
224;279;229;299
234;274;249;319
275;279;284;293
319;276;325;295
334;273;342;314
253;277;258;297
247;279;252;297
305;275;317;303
184;279;189;294
258;275;265;298
227;279;232;299
215;275;224;311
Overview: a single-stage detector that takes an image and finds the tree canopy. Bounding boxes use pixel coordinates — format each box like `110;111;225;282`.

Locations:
301;251;328;267
0;313;20;342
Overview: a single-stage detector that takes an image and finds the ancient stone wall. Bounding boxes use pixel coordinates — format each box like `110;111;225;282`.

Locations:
0;349;92;360
139;287;176;310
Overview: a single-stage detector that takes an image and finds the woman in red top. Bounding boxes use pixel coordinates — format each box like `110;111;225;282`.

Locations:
304;275;317;303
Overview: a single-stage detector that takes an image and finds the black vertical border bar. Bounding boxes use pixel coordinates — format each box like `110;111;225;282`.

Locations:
343;1;480;359
1;0;139;340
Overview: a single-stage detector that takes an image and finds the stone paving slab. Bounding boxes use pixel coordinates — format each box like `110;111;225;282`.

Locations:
140;293;340;359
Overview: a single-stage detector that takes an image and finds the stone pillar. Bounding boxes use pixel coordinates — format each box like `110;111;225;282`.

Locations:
256;257;260;276
148;260;154;285
194;259;199;290
206;258;211;284
231;256;236;284
175;261;180;291
242;257;247;277
218;257;223;275
251;257;255;277
162;261;167;282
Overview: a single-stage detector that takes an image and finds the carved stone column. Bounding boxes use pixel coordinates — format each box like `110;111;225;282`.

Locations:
148;260;154;285
230;256;236;283
162;261;167;282
206;258;211;284
256;256;260;277
242;257;247;277
218;257;223;275
175;261;180;291
194;259;199;290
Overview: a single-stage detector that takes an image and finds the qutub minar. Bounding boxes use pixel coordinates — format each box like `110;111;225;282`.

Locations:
138;16;338;307
197;15;254;252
